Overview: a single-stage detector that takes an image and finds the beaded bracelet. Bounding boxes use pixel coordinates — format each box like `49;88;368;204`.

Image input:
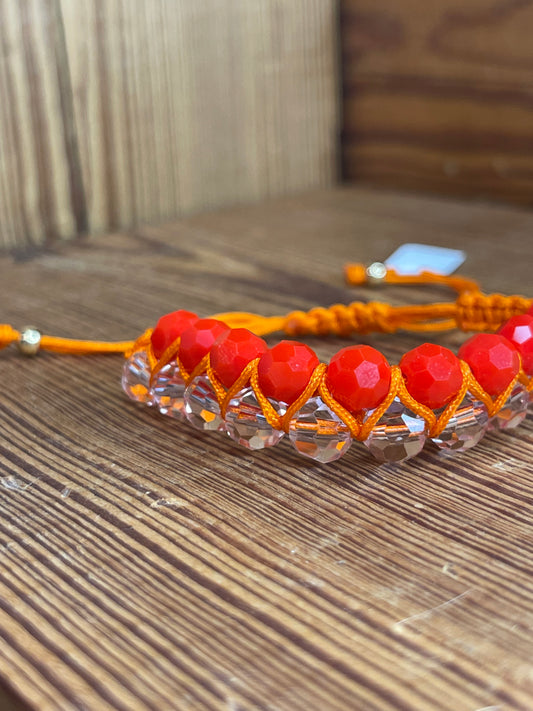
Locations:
3;264;532;465
118;264;533;464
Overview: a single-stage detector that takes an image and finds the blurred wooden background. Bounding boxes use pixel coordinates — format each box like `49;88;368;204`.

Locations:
341;0;533;205
0;0;339;251
3;0;533;253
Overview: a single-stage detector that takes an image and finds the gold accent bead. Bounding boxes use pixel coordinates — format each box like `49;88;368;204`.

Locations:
366;262;387;286
18;326;41;356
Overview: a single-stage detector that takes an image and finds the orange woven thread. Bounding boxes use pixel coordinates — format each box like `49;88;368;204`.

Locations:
280;363;327;433
344;264;481;296
428;362;471;438
249;366;283;431
148;335;184;385
183;354;211;387
38;337;133;355
317;378;363;440
220;358;262;419
455;292;533;332
0;324;20;349
1;265;529;355
125;329;152;359
358;368;406;439
205;357;230;406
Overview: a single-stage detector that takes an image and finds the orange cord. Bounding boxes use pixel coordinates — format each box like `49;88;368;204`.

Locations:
2;264;532;437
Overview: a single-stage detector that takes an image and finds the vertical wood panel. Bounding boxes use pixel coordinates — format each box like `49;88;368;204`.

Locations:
0;0;339;250
60;0;339;232
341;0;533;205
0;0;81;250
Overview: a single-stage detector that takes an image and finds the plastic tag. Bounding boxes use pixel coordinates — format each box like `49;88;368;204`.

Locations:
385;244;466;276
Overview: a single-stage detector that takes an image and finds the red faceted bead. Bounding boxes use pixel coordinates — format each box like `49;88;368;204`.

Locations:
179;319;230;373
458;333;520;396
210;329;268;389
151;310;198;359
257;341;319;405
499;314;533;375
400;343;463;410
326;345;391;413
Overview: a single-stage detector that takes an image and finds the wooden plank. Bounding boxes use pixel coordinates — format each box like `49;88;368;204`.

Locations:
0;0;339;250
60;0;339;234
0;0;84;251
0;187;532;709
341;0;533;205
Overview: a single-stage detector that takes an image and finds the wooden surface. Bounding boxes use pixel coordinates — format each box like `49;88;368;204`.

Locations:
0;186;532;710
341;0;533;206
0;0;338;250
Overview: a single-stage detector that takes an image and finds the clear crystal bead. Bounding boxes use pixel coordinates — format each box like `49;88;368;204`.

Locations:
431;393;488;452
152;361;186;419
184;375;225;431
364;397;427;463
491;384;529;431
225;387;285;450
289;396;352;463
121;350;153;404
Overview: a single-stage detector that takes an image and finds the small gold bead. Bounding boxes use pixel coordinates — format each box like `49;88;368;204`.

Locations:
18;326;41;356
366;262;387;287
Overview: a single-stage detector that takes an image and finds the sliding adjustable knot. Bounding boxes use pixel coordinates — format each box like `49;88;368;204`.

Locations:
283;301;395;337
455;292;533;332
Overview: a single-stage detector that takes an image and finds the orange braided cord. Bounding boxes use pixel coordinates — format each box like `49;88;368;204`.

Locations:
215;295;532;340
345;263;482;295
1;262;531;356
40;336;135;355
0;325;20;349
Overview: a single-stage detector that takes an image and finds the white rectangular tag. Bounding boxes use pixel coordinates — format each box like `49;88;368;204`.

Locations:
385;243;466;276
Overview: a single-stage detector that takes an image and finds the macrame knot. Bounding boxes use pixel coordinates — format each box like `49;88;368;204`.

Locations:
283;301;395;337
456;293;532;332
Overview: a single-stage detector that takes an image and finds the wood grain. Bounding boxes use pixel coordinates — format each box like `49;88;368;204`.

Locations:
0;0;339;250
0;187;532;709
341;0;533;205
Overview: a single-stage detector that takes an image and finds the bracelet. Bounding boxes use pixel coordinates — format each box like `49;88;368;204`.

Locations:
1;263;530;465
119;264;533;465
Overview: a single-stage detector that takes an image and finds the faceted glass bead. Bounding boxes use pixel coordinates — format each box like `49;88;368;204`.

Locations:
326;345;391;413
225;387;285;450
289;396;352;463
257;341;319;405
458;333;520;396
184;375;225;431
491;384;529;431
121;350;153;404
211;329;267;389
151;310;198;359
364;397;427;463
499;315;533;375
153;361;186;419
431;393;489;453
179;319;230;373
400;343;463;410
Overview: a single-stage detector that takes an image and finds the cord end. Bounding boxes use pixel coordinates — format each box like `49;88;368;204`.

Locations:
344;262;388;287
